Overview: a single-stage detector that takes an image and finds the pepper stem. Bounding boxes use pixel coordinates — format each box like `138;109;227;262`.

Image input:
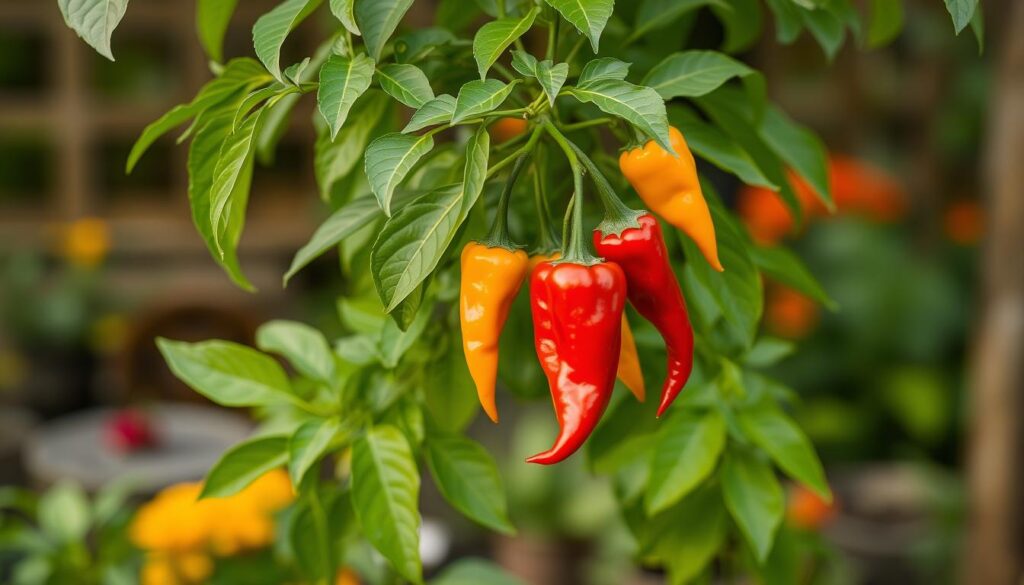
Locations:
531;144;560;254
542;120;599;265
479;154;530;250
566;141;644;237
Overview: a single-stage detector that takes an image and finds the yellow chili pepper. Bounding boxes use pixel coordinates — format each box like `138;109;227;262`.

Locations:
529;252;645;402
460;242;530;423
619;126;723;271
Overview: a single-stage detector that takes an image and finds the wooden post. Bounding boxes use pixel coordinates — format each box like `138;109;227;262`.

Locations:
964;3;1024;583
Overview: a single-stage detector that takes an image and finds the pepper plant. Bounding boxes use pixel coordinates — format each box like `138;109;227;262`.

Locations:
56;0;981;583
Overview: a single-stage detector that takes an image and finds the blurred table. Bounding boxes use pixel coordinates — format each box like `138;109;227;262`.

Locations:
23;403;253;492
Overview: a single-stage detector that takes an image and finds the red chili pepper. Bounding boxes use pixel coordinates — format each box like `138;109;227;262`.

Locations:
527;260;626;464
594;213;694;416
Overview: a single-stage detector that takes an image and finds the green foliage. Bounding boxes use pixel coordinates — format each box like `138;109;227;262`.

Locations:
53;0;978;582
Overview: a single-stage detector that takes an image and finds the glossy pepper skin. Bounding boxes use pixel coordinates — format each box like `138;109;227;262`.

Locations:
594;213;694;416
528;260;626;464
619;126;723;271
460;242;530;422
530;253;645;402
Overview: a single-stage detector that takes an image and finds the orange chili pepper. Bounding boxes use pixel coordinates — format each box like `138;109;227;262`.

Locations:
460;242;530;423
619;126;723;271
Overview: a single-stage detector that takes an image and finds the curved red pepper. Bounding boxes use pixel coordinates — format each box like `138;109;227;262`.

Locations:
594;213;694;416
527;260;626;464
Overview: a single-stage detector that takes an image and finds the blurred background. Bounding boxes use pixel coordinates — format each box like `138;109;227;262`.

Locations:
0;0;1019;584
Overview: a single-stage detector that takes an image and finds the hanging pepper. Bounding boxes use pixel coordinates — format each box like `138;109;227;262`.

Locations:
619;126;723;271
594;213;694;416
527;121;626;465
530;253;645;403
528;260;626;464
460;154;533;423
460;243;529;423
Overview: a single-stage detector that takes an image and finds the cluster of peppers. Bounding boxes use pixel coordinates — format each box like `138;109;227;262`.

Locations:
459;122;721;464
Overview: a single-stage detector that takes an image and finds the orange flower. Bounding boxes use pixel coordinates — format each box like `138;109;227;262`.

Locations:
943;199;984;245
489;117;528;143
765;285;819;340
58;217;110;268
786;484;837;530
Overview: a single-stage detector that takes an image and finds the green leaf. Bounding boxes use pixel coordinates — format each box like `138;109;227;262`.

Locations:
764;0;804;44
127;59;270;173
543;0;614;52
288;418;342;488
568;80;673;153
578;57;630;85
678;202;763;347
430;559;525;585
534;60;569;107
209;107;264;257
451;79;517;124
643;50;756;100
628;0;728;44
637;484;727;584
424;335;479;433
645;410;727;515
370;184;467;312
472;7;539;80
187;108;254;290
738;406;831;501
510;50;538;76
57;0;129;61
867;0;903;48
314;90;391;198
285;196;383;283
351;426;422;584
760;105;832;210
712;0;762;53
943;0;977;34
201;435;289;498
426;434;514;534
156;338;293;407
749;245;834;308
378;305;431;367
799;5;846;59
377;63;435;108
744;337;795;367
403;94;457;133
253;0;323;82
969;6;984;51
721;449;784;563
197;0;240;62
256;320;337;383
669;106;776;189
318;53;375;139
38;482;90;543
355;0;415;61
364;132;435;215
329;0;360;35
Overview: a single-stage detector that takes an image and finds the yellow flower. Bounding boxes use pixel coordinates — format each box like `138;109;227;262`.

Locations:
140;552;213;585
59;217;110;268
131;469;295;560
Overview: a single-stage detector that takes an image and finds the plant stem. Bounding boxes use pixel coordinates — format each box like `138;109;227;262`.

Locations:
532;143;559;253
546;9;559;61
481;153;531;249
542;120;596;264
566;141;643;235
487;126;543;179
560;117;616;132
564;36;587;65
308;487;333;584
